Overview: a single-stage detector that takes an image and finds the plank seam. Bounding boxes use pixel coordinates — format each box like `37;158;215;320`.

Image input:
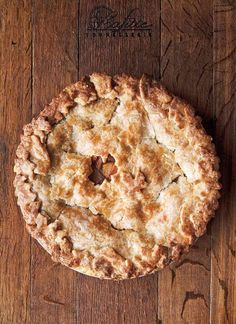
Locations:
157;0;162;322
30;0;34;323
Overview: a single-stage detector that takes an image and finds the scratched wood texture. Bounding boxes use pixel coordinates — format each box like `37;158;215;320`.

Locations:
0;0;235;323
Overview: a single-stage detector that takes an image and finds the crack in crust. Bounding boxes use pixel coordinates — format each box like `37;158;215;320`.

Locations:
13;73;221;280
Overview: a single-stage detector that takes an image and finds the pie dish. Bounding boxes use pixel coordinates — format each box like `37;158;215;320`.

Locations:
14;73;220;280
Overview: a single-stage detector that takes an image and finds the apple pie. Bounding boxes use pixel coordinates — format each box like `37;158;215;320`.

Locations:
14;73;220;279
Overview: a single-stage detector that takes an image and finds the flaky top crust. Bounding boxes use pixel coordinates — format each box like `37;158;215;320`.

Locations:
14;73;220;280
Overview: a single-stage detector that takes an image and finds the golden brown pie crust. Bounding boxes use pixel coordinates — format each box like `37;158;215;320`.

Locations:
14;73;221;280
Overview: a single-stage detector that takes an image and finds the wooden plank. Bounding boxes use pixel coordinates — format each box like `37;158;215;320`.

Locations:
0;0;32;323
77;1;160;323
211;1;236;323
31;1;78;323
158;1;213;323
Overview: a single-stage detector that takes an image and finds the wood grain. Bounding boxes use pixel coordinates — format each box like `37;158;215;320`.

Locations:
0;1;31;323
31;1;78;323
76;1;160;323
78;0;160;78
0;0;236;323
211;1;236;323
158;1;214;323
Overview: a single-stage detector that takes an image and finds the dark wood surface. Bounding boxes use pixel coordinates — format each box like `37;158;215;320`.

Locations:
0;1;235;323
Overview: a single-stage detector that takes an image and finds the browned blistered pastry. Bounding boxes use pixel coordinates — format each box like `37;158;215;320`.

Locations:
14;73;220;279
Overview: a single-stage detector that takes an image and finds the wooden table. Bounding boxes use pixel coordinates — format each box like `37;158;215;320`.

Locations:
0;1;235;323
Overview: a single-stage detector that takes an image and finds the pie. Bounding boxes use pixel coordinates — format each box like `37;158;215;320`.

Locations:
14;73;221;280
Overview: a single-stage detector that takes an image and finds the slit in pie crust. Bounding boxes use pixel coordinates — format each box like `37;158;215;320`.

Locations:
14;73;221;280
